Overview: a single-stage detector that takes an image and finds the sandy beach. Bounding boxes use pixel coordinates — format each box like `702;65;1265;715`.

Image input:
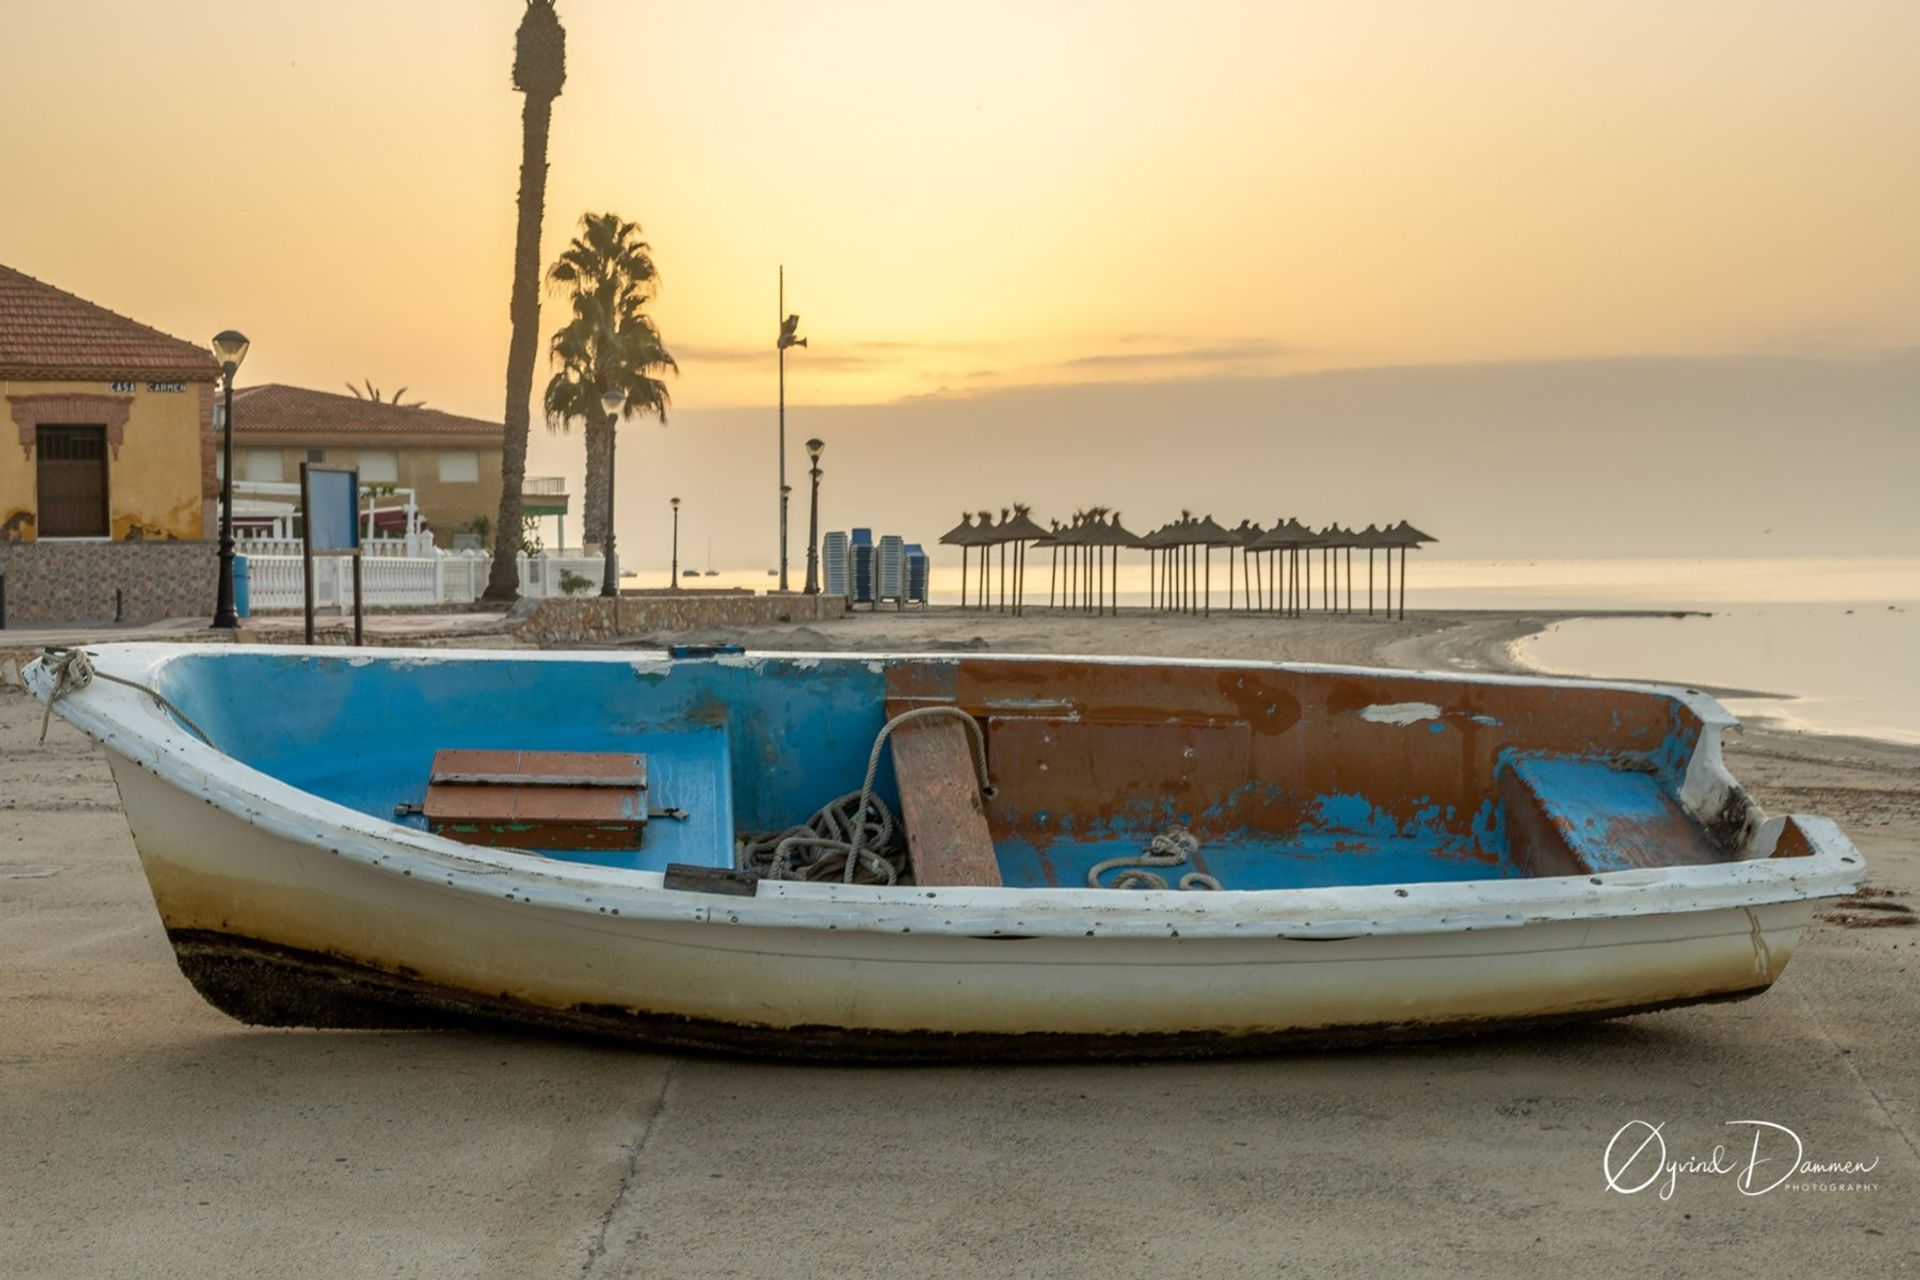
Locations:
2;609;1915;1278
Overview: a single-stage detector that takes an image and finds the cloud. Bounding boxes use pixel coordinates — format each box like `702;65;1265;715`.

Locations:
1057;340;1292;371
672;344;765;365
674;343;881;371
1746;323;1920;360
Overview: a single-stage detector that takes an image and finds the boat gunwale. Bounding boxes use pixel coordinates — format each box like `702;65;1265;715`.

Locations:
28;643;1864;941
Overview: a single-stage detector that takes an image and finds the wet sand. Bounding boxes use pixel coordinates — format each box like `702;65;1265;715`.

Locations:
2;609;1916;1278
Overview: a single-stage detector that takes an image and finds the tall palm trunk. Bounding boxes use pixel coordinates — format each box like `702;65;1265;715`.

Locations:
581;415;611;549
485;2;565;599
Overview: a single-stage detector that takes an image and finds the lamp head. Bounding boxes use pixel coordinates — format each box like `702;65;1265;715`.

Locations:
805;437;824;462
600;387;627;417
210;329;250;375
671;496;681;510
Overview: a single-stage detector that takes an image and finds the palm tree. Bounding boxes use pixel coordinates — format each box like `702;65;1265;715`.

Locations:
484;0;566;601
543;212;676;550
344;379;426;408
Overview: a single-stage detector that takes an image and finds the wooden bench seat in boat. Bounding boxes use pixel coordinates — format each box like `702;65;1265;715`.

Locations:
889;717;1002;887
424;750;648;851
1501;752;1728;877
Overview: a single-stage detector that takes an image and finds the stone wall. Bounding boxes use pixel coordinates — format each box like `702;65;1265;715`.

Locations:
518;592;848;646
0;539;218;626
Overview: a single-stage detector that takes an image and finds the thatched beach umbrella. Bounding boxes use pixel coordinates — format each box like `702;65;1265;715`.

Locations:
1089;512;1144;616
1187;514;1237;618
1310;524;1333;614
1325;524;1359;614
1051;512;1090;613
1056;511;1091;613
1283;519;1317;616
938;513;982;609
1163;516;1194;614
1316;525;1349;614
1163;513;1203;615
998;504;1050;616
1250;518;1303;617
1086;508;1115;614
1248;518;1292;616
1149;515;1179;613
1287;522;1322;613
994;508;1014;613
1353;523;1387;616
968;510;1005;610
1382;521;1437;620
1042;518;1065;609
1142;514;1193;613
1228;519;1265;611
1140;520;1173;612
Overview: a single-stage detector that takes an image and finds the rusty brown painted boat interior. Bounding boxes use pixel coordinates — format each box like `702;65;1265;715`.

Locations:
141;652;1806;892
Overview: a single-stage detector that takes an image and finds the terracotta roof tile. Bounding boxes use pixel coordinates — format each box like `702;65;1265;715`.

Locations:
0;263;220;380
231;383;502;438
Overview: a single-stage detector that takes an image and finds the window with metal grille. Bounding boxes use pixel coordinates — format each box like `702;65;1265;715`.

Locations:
35;425;109;537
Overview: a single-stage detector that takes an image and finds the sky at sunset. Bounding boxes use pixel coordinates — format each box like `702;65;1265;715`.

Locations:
3;1;1917;564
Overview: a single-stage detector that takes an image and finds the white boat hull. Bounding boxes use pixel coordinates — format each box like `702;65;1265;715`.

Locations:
108;751;1821;1057
39;644;1861;1059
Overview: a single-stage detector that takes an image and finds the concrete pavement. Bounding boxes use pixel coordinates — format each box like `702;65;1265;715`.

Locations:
2;682;1915;1278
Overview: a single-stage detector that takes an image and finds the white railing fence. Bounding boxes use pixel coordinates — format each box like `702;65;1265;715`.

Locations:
239;551;613;611
235;536;430;559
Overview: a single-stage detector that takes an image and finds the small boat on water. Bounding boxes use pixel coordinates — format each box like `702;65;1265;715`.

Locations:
29;644;1860;1059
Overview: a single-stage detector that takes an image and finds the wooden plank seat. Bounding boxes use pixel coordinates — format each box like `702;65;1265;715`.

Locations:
425;749;648;851
888;716;1002;887
1501;752;1727;876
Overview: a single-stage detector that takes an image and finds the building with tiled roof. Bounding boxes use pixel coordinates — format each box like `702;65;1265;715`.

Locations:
0;264;220;382
232;383;501;440
229;383;562;548
1;264;220;623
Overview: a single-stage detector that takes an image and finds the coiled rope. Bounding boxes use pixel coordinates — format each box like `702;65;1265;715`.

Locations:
738;705;994;886
1086;828;1222;891
38;648;212;746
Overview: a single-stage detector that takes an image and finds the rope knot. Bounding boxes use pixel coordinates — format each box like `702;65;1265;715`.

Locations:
1087;827;1222;892
38;648;95;743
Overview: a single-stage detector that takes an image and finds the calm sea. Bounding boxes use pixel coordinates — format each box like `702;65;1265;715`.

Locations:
655;556;1920;744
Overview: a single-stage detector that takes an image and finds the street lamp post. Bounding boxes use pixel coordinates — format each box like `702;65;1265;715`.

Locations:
669;496;681;589
599;387;626;599
776;266;806;592
803;438;824;594
209;329;250;629
779;484;792;586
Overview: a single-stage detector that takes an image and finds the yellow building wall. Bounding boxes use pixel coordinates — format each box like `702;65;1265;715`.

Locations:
240;438;503;546
1;378;212;542
0;393;32;539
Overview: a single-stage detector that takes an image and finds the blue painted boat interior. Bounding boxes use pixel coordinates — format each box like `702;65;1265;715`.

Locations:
148;651;1722;889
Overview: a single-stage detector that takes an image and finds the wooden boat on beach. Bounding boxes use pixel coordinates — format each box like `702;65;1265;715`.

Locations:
29;644;1861;1059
